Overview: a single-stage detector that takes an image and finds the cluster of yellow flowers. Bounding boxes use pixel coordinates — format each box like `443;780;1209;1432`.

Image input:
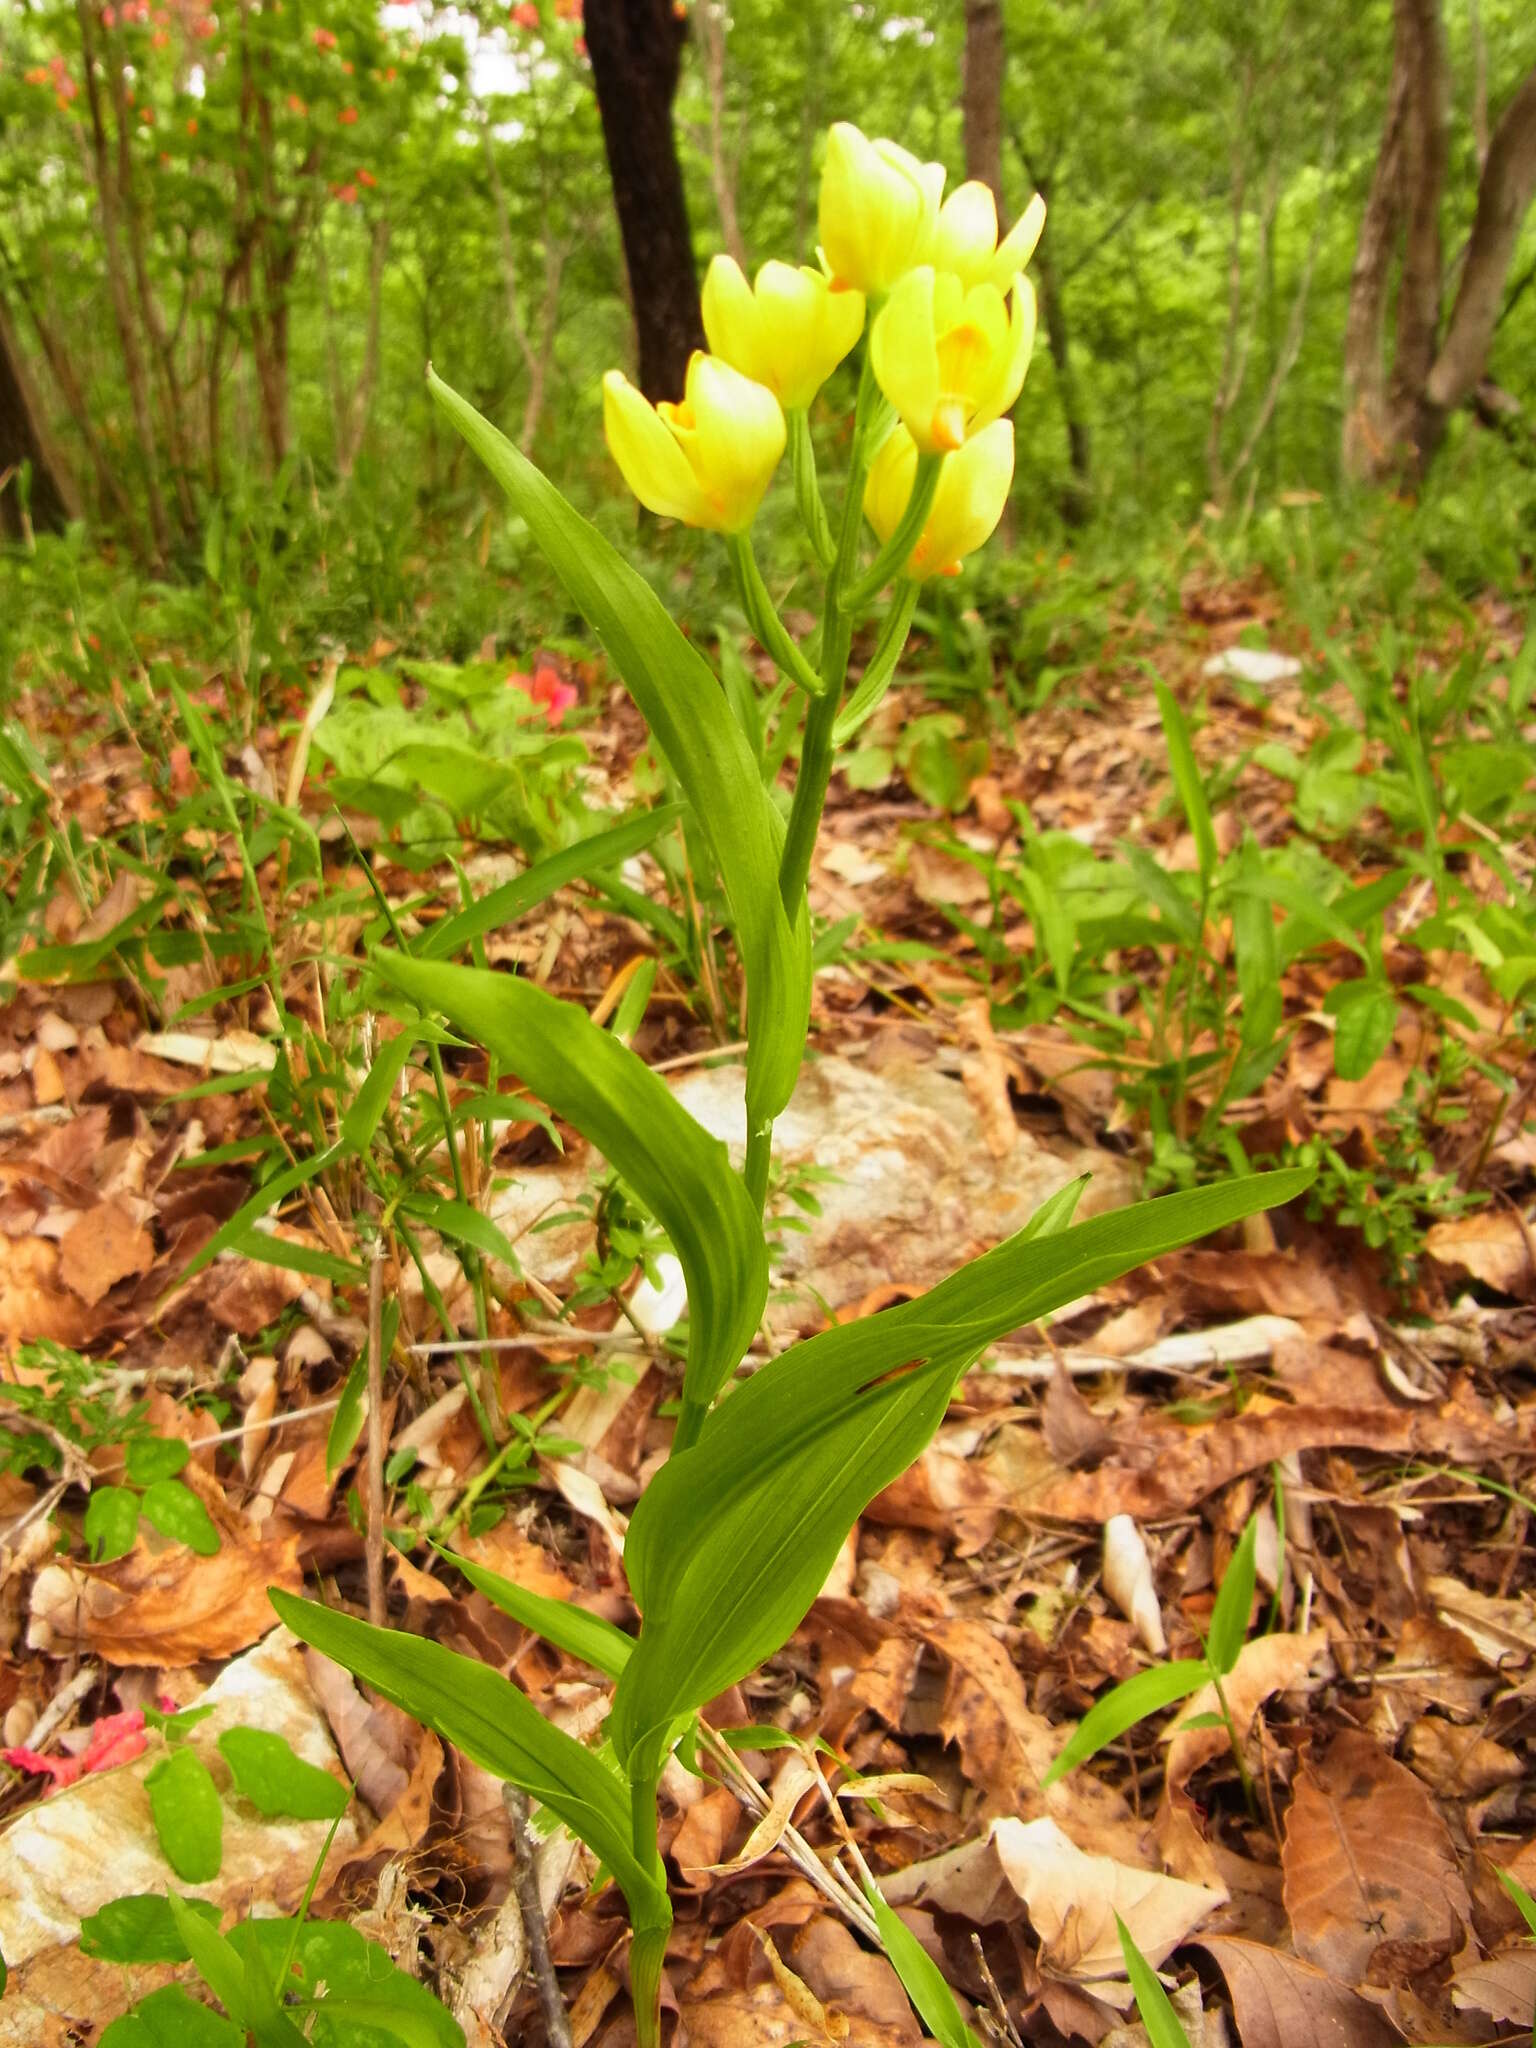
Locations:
602;122;1043;582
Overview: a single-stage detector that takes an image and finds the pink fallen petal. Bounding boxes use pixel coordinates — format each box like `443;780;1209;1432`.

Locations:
2;1746;84;1788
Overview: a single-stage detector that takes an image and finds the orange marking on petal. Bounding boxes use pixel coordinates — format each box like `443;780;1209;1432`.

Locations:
931;399;967;452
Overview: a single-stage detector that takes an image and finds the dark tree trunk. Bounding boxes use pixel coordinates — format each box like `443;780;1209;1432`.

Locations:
585;0;703;402
1033;236;1092;521
962;0;1006;208
0;289;78;536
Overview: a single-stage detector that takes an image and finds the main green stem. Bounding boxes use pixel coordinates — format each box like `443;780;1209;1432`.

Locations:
777;350;882;918
629;1771;671;2048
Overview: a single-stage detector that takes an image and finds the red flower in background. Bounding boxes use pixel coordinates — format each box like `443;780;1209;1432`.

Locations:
313;24;338;49
356;166;377;188
511;2;540;26
337;105;358;125
506;665;578;723
2;1709;147;1792
332;181;358;204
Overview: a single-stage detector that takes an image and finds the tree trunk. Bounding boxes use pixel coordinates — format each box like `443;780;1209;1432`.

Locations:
962;0;1006;207
690;1;748;269
1342;0;1535;483
0;288;79;536
585;0;703;402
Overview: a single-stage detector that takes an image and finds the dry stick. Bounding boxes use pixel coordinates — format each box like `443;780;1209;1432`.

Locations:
505;1784;573;2048
365;1236;386;1630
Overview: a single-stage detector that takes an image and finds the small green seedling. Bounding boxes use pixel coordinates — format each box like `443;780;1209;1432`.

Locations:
1043;1510;1264;1808
1117;1917;1195;2048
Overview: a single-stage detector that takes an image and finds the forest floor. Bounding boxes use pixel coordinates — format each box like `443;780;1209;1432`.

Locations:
0;555;1534;2048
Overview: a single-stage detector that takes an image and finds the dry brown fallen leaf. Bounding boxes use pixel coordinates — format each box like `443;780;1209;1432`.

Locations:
866;1449;1005;1557
1026;1396;1520;1521
1427;1573;1536;1667
1425;1211;1535;1297
27;1527;302;1665
1103;1514;1167;1654
1448;1943;1536;2029
56;1199;155;1306
881;1815;1224;1998
1194;1935;1400;2048
1164;1629;1329;1794
1281;1728;1471;1987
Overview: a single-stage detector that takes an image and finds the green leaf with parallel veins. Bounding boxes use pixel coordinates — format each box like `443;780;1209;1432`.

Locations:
375;954;767;1420
1205;1512;1259;1677
1041;1661;1211;1787
427;369;810;1130
266;1589;666;1929
146;1749;223;1882
613;1170;1311;1777
217;1728;349;1820
1117;1917;1195;2048
437;1545;634;1678
866;1879;984;2048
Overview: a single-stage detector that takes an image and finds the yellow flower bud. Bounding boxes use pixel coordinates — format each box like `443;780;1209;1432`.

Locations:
863;418;1014;580
935;184;1046;293
602;352;785;534
701;256;865;411
869;265;1036;454
817;121;946;296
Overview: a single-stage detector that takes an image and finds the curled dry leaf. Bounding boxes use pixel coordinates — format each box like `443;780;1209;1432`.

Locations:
866;1448;1005;1557
697;1755;819;1875
1194;1935;1400;2048
1029;1398;1518;1521
1281;1728;1471;1988
881;1815;1225;1996
1103;1514;1167;1655
1427;1574;1536;1667
1164;1629;1328;1794
27;1527;302;1665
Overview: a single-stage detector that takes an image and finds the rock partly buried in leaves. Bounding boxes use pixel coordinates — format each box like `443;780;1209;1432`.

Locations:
0;1628;358;2045
487;1052;1132;1333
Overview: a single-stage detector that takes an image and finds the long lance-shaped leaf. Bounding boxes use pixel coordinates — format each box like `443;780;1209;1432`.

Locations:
437;1543;634;1678
375;954;767;1416
268;1590;665;1922
428;369;811;1129
610;1168;1311;1774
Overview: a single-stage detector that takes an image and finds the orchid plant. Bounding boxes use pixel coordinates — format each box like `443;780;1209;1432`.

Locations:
272;122;1308;2046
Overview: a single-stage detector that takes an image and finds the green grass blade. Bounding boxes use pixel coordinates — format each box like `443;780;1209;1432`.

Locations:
1040;1660;1211;1787
1117;1917;1195;2048
436;1544;634;1678
1205;1511;1259;1677
865;1879;984;2048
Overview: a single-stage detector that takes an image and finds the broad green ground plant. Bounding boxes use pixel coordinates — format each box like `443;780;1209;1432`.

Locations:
271;124;1309;2044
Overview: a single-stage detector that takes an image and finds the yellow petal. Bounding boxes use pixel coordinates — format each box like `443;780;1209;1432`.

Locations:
870;267;941;450
602;370;710;526
989;192;1046;291
683;353;786;532
972;275;1037;430
911;418;1015;577
862;423;919;546
701;256;766;384
818;122;944;295
754;262;864;408
936;181;1000;289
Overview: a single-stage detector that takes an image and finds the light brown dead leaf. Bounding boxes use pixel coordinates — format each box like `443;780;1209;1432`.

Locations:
881;1816;1224;1995
27;1528;302;1665
1427;1574;1536;1668
1405;1718;1525;1799
955;996;1018;1160
1425;1212;1535;1297
1164;1630;1328;1794
1044;1366;1115;1469
1103;1515;1167;1655
1449;1943;1536;2028
866;1450;1004;1556
1281;1729;1470;1987
306;1647;421;1815
56;1200;154;1307
1194;1935;1399;2048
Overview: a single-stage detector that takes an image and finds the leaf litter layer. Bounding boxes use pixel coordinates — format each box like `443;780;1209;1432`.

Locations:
0;560;1533;2047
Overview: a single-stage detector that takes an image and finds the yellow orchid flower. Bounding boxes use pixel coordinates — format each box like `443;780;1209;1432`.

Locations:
935;184;1046;293
869;265;1036;453
701;256;865;411
864;418;1014;579
602;353;785;534
817;122;946;296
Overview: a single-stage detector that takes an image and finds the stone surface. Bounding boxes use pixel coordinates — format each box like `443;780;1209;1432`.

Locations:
488;1051;1134;1334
